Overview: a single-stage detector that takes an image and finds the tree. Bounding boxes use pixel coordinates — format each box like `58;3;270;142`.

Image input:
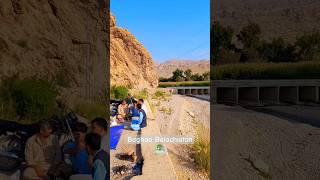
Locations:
184;69;192;81
237;22;261;49
295;31;320;61
258;38;298;62
211;21;234;64
202;72;210;81
171;69;184;82
191;73;204;81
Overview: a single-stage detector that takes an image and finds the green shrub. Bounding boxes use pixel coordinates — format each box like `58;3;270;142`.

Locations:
0;99;16;120
191;73;204;81
110;86;129;100
212;62;320;80
258;38;298;62
211;21;234;64
160;70;211;82
213;21;320;63
237;22;261;49
73;99;107;120
171;69;185;82
134;88;148;100
153;90;166;99
295;31;320;61
0;78;58;121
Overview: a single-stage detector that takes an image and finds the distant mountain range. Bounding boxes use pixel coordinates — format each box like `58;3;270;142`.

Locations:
156;60;210;78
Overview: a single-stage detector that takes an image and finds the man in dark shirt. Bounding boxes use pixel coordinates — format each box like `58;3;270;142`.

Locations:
125;93;134;105
63;122;90;174
85;133;109;180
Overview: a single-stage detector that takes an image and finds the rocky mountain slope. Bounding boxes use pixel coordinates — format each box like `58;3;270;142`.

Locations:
156;60;210;78
212;0;320;42
0;0;107;99
110;14;158;89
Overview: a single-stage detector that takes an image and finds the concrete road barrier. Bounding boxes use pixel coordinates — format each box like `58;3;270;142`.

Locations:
213;80;320;105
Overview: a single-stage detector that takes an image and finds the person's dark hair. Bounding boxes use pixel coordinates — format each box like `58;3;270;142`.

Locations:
85;133;101;151
91;117;108;131
138;99;144;103
137;103;142;109
73;122;88;133
132;100;137;104
39;120;53;131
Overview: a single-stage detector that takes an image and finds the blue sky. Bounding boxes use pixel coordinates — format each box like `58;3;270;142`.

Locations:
111;0;210;63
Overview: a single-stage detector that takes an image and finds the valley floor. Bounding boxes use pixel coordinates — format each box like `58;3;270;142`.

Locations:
213;104;320;179
153;95;210;180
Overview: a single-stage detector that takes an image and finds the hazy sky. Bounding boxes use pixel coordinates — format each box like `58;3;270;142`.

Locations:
111;0;210;63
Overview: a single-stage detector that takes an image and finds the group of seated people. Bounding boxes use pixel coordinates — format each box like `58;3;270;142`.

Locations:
116;95;147;131
23;118;109;180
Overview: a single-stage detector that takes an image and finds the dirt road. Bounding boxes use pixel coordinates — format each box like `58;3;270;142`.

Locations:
213;104;320;180
153;95;210;180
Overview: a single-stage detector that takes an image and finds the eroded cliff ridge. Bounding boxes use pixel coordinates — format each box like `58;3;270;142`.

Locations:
110;14;158;89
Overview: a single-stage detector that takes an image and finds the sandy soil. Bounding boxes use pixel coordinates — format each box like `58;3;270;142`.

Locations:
110;116;177;180
152;95;210;180
110;123;137;180
213;104;320;180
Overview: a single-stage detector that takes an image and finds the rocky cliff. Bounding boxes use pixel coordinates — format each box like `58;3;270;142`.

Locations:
0;0;107;99
110;14;158;89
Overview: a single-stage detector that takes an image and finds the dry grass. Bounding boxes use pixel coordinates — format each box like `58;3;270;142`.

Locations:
159;106;173;115
152;90;166;100
192;123;210;176
154;101;161;106
133;88;149;100
152;90;172;101
73;98;107;120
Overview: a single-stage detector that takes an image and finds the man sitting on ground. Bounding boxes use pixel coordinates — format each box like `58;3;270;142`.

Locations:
91;117;108;152
138;99;148;117
131;103;147;131
63;122;90;175
117;100;128;122
85;133;109;180
23;121;63;180
125;93;134;106
137;103;147;129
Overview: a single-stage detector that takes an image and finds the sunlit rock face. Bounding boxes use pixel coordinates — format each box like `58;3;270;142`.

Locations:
110;14;158;89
